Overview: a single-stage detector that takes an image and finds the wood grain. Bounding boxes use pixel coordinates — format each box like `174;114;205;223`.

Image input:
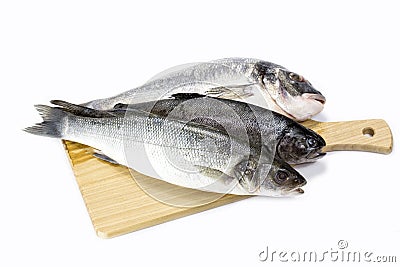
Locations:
302;119;393;154
62;119;392;238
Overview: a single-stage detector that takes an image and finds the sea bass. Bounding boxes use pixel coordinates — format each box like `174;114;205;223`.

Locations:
83;58;326;121
111;93;326;165
25;101;306;196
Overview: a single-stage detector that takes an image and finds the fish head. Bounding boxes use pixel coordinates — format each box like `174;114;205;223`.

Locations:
257;62;326;121
258;159;307;196
277;125;326;164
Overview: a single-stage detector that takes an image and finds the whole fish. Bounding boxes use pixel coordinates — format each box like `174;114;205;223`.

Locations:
82;58;326;121
111;93;326;164
25;101;306;196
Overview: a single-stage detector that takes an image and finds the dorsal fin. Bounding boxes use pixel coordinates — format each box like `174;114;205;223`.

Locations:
170;93;206;100
113;103;130;110
50;100;115;118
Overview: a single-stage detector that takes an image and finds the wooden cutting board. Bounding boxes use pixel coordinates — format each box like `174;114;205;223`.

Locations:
62;119;392;238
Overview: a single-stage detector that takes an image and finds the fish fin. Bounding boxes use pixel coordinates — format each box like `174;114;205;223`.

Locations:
235;158;272;194
111;103;158;117
236;158;276;194
196;166;236;186
204;84;256;99
92;151;119;165
170;93;206;99
113;103;129;110
50;100;116;118
112;103;157;116
238;176;260;194
24;105;66;138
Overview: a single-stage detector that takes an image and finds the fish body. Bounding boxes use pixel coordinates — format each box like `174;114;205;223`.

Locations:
83;58;325;121
112;93;326;164
25;101;306;196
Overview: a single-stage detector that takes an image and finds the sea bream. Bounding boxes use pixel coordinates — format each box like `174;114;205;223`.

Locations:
111;93;326;165
82;58;326;121
24;101;306;196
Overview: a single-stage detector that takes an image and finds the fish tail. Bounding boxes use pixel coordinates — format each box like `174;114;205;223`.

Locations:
24;105;67;138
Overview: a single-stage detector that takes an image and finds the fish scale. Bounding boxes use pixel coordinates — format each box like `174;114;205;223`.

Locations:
112;93;326;165
63;108;246;187
25;102;307;196
82;57;326;121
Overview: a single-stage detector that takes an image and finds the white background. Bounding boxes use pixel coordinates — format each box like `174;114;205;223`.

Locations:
1;0;399;266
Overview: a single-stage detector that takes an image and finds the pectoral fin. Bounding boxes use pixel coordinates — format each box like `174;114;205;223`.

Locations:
235;158;272;194
197;166;236;185
238;176;260;194
204;84;256;99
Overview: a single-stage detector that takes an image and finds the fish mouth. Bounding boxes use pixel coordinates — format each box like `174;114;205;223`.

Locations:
282;178;307;196
304;93;326;105
307;150;327;160
283;187;305;195
289;150;326;164
279;93;326;121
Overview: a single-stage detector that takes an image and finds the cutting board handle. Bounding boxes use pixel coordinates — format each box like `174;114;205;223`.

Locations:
301;119;393;154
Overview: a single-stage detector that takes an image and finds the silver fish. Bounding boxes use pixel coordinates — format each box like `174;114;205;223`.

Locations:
83;58;326;121
110;93;326;165
25;101;306;196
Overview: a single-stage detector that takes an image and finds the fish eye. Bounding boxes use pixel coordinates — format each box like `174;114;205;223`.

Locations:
307;138;318;148
289;72;304;82
274;170;289;184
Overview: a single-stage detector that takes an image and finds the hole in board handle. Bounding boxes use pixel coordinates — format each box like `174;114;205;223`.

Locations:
362;127;375;138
